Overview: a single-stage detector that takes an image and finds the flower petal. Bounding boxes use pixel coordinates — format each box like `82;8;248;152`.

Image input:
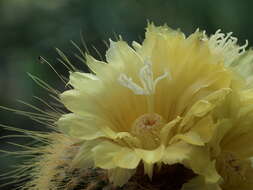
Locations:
135;145;165;164
57;113;106;140
85;54;107;74
92;141;120;169
170;131;204;146
162;142;191;164
180;88;231;127
184;147;220;184
113;148;140;169
181;176;222;190
170;116;216;146
106;40;143;71
160;116;182;145
232;50;253;81
143;162;154;179
92;141;140;169
191;115;216;143
71;140;99;168
108;168;136;187
60;89;99;116
68;71;99;90
209;119;233;157
162;142;220;183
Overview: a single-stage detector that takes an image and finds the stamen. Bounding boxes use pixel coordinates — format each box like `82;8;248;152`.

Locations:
204;30;248;65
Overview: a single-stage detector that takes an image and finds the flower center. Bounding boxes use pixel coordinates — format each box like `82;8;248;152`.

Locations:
133;113;163;131
131;113;164;149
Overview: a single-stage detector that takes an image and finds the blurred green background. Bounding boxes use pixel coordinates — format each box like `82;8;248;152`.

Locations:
0;0;252;188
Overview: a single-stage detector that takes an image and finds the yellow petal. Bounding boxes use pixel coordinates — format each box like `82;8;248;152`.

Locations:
184;147;220;184
102;128;142;148
57;113;106;140
135;145;165;164
71;140;99;168
160;116;182;145
191;115;215;143
170;131;204;146
85;54;107;74
173;115;216;146
113;148;140;169
106;40;142;71
181;88;231;127
138;23;184;58
209;119;233;157
203;88;232;104
92;141;140;169
92;141;120;169
143;161;154;179
162;142;220;183
108;168;136;187
232;49;253;86
68;71;99;90
181;176;222;190
162;142;191;164
86;54;123;84
60;89;98;116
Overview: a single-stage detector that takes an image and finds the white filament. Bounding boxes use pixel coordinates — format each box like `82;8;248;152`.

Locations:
204;30;248;65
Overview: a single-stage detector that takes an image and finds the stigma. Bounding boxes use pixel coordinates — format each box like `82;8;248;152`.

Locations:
118;60;170;95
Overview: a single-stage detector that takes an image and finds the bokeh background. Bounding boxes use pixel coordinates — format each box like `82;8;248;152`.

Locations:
0;0;252;189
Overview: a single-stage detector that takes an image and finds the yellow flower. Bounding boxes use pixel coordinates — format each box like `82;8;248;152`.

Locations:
211;52;253;190
56;23;249;187
182;50;253;190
